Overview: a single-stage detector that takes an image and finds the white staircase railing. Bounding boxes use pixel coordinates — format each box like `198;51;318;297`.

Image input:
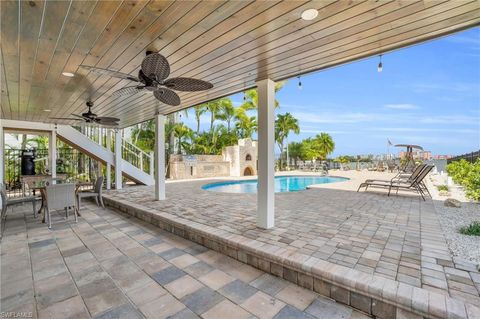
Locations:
72;125;154;177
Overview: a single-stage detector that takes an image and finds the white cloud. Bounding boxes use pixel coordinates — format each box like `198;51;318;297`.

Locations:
384;104;418;110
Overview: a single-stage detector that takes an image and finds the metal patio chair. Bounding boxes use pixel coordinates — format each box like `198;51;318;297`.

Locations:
77;176;105;209
45;183;78;229
1;183;40;220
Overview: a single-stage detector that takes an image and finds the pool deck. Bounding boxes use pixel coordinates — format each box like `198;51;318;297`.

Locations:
102;170;480;319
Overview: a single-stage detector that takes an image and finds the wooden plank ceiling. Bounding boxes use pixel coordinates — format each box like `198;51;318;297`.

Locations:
1;0;479;128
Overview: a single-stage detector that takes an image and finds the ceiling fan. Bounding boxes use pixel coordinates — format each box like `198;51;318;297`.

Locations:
50;101;120;126
79;51;213;106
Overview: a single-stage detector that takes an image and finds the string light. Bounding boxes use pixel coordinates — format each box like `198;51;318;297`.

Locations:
377;54;383;73
297;76;302;90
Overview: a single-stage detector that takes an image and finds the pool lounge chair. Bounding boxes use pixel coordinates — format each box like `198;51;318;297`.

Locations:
364;163;427;184
357;164;434;200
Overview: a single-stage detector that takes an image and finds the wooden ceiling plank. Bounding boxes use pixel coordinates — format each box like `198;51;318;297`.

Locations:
101;1;400;117
180;1;412;91
39;0;139;123
1;47;12;119
83;1;256;116
28;1;98;122
90;1;244;115
34;1;105;122
91;1;312;119
53;0;179;121
174;5;480;113
176;1;471;105
1;1;20;119
171;0;335;79
18;0;45;121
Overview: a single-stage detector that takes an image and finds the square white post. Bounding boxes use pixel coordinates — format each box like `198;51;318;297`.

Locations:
97;127;102;178
0;122;4;183
257;78;275;229
106;129;112;190
155;113;166;200
49;128;57;178
114;129;122;189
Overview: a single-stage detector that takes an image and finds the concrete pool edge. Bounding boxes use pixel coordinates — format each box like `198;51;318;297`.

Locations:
102;194;479;319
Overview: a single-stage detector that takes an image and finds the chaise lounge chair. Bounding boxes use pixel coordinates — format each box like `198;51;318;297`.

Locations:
357;164;434;200
364;163;427;184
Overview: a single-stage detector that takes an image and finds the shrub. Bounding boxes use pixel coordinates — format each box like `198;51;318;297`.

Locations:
437;185;449;192
459;221;480;236
446;159;480;201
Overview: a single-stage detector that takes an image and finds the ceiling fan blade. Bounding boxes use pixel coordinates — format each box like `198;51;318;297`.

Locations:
163;77;213;92
79;65;139;82
111;86;145;97
153;88;180;106
72;114;88;119
96;116;120;122
141;53;170;81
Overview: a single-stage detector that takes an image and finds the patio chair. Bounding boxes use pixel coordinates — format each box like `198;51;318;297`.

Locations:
1;183;39;220
77;177;105;209
357;165;434;200
364;163;427;184
45;183;77;229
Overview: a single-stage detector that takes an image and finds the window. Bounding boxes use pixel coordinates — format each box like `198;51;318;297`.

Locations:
245;154;252;161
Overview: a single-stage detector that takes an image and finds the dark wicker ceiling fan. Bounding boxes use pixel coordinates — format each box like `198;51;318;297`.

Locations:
79;51;213;106
50;101;119;126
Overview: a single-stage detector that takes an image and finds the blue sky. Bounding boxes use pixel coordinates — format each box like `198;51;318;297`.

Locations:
183;28;479;157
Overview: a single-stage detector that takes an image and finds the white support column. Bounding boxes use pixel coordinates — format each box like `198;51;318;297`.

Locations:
49;128;57;178
154;113;166;200
0;123;4;183
256;78;276;229
114;129;122;189
106;129;111;190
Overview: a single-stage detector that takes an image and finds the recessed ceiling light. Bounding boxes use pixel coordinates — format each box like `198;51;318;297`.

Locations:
62;72;74;77
43;109;51;112
301;8;318;21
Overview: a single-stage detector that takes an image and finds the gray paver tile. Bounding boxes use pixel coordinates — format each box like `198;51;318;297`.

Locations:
250;274;289;296
241;291;285;319
94;303;143;319
219;279;258;304
184;261;215;278
180;286;224;315
305;298;352;319
273;305;316;319
158;248;186;260
151;266;186;285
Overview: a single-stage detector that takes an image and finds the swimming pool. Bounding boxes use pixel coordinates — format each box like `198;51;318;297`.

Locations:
202;175;348;193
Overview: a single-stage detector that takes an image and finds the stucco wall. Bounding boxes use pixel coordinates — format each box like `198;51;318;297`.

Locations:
169;155;230;179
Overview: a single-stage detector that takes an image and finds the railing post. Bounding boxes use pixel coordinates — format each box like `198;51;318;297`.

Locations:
149;152;154;176
140;154;144;172
114;129;122;189
106;129;111;190
49;127;57;178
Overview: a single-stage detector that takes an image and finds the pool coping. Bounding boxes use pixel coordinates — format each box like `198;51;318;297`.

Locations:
102;194;480;319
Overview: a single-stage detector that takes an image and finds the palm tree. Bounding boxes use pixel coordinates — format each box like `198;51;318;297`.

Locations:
193;105;207;133
241;81;286;110
206;99;223;132
173;123;193;154
275;113;299;169
216;99;235;132
314;133;335;159
234;108;257;139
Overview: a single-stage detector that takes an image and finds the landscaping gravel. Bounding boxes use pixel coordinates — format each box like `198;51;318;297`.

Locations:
433;200;480;264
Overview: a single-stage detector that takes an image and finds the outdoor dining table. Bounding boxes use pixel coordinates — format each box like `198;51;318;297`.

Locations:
29;179;92;223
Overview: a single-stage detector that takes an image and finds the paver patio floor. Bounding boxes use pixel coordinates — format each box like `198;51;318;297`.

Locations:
103;175;480;306
0;202;370;319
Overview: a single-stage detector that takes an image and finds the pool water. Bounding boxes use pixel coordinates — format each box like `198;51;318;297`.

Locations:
202;175;348;193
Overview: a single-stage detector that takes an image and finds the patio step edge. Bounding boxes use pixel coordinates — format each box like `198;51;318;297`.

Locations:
102;194;479;319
